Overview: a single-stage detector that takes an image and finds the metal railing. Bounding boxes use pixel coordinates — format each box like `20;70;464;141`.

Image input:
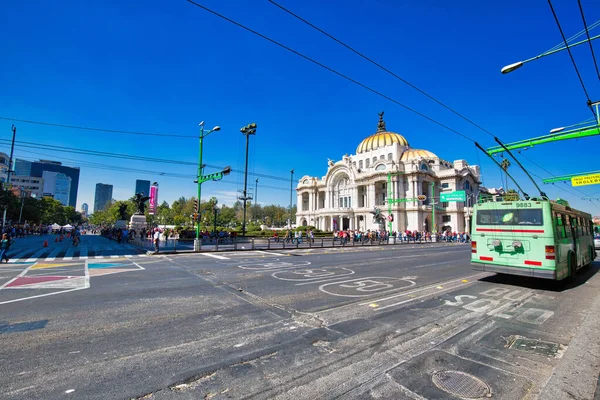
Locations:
125;234;466;254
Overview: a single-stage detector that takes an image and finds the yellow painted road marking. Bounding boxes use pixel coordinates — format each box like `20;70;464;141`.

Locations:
369;303;379;308
462;279;468;282
31;262;83;269
436;286;443;289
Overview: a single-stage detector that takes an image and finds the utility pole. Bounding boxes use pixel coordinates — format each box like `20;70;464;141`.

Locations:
289;169;294;228
239;123;257;236
2;124;16;231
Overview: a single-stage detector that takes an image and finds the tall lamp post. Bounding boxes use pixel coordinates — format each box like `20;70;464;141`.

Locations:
255;178;258;205
195;121;221;251
213;205;219;236
289;169;294;228
240;123;257;236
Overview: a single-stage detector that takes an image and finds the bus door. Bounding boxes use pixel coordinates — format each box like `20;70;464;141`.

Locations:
568;215;579;267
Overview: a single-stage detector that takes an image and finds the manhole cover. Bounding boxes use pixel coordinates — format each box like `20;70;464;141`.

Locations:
431;370;492;399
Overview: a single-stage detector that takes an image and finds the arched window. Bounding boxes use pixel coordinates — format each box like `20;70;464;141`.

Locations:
420;163;429;171
375;164;386;171
463;181;472;191
352;161;356;168
380;155;385;160
366;159;370;167
359;160;363;169
388;153;393;161
373;157;377;164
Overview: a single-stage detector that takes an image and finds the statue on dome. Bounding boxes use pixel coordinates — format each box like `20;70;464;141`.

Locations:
328;158;335;167
377;111;386;132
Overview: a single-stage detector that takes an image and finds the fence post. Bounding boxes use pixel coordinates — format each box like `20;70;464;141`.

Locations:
268;238;271;250
252;238;255;250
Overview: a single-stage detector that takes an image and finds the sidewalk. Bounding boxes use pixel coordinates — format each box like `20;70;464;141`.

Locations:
5;234;147;263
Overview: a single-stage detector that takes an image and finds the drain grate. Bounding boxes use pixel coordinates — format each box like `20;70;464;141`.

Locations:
431;370;492;399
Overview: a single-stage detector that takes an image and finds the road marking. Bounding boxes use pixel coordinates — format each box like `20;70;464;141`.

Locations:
373;276;488;311
94;256;104;259
0;262;37;289
359;273;488;305
124;254;133;258
25;248;49;263
110;255;120;258
0;287;86;305
201;253;230;260
319;277;417;298
256;250;285;256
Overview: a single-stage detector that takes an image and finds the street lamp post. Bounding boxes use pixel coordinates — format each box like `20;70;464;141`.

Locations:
240;123;257;236
18;187;25;226
195;121;221;251
213;206;219;236
501;34;600;74
289;169;294;228
255;178;258;205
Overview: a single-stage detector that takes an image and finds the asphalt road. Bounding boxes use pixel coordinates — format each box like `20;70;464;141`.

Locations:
1;243;599;400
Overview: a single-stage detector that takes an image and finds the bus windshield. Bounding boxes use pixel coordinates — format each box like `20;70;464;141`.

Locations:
476;209;543;226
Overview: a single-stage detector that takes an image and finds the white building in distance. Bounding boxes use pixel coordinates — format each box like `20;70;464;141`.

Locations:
295;113;482;233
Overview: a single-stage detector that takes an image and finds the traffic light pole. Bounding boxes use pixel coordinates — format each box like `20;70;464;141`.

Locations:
2;125;16;231
195;130;204;251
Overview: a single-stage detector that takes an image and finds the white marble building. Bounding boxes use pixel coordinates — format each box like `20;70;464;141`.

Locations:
295;113;482;233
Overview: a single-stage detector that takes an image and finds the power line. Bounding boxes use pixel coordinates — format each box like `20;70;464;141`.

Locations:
267;0;496;139
548;0;596;117
577;0;600;81
185;0;476;143
0;139;291;183
1;146;293;193
0;116;197;138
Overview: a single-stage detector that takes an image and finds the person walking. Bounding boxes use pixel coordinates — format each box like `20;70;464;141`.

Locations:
153;229;160;253
0;233;10;263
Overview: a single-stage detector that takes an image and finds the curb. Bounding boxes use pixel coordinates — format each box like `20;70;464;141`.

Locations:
540;275;600;399
144;241;466;256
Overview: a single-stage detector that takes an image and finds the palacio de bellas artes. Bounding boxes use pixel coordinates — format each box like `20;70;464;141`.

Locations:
295;112;482;235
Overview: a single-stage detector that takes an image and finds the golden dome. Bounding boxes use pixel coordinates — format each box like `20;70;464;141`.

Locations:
400;148;437;161
356;131;409;154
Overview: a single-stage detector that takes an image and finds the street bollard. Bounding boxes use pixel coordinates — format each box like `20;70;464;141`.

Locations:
251;238;255;250
267;238;271;250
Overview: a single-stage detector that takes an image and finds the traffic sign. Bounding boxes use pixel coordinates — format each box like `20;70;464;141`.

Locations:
417;195;427;201
440;190;466;202
572;173;600;187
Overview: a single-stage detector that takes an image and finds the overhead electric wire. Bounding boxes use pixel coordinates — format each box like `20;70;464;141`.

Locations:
0;116;196;138
267;0;496;139
548;0;596;118
543;19;600;54
0;139;291;183
577;0;600;81
185;0;475;143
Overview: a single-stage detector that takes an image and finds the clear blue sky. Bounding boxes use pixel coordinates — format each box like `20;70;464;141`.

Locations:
2;0;600;215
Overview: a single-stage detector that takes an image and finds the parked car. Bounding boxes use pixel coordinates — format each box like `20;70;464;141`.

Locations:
594;235;600;249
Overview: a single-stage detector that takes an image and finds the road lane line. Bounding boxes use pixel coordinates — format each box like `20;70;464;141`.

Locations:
256;250;285;256
94;255;104;259
0;287;87;305
0;262;37;289
200;253;230;260
359;273;489;305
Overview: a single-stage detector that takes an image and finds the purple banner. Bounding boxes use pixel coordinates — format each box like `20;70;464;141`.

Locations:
149;183;159;215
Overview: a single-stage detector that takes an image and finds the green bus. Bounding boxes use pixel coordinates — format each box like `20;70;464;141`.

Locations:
471;197;595;280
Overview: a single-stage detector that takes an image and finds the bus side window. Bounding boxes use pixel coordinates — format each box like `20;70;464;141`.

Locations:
576;217;583;236
565;215;572;238
556;213;566;239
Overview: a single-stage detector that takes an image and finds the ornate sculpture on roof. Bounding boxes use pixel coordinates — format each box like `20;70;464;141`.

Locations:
377;111;386;132
328;158;335;167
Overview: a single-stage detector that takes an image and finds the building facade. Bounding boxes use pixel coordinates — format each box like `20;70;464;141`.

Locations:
14;159;32;176
0;152;9;183
42;171;72;206
295;114;481;233
135;179;151;196
94;183;113;213
81;203;89;217
10;176;44;198
22;159;80;207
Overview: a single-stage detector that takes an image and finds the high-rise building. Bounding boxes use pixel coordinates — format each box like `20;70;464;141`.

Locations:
14;159;32;176
94;183;113;213
21;159;80;207
135;179;151;196
42;171;72;206
81;203;89;217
